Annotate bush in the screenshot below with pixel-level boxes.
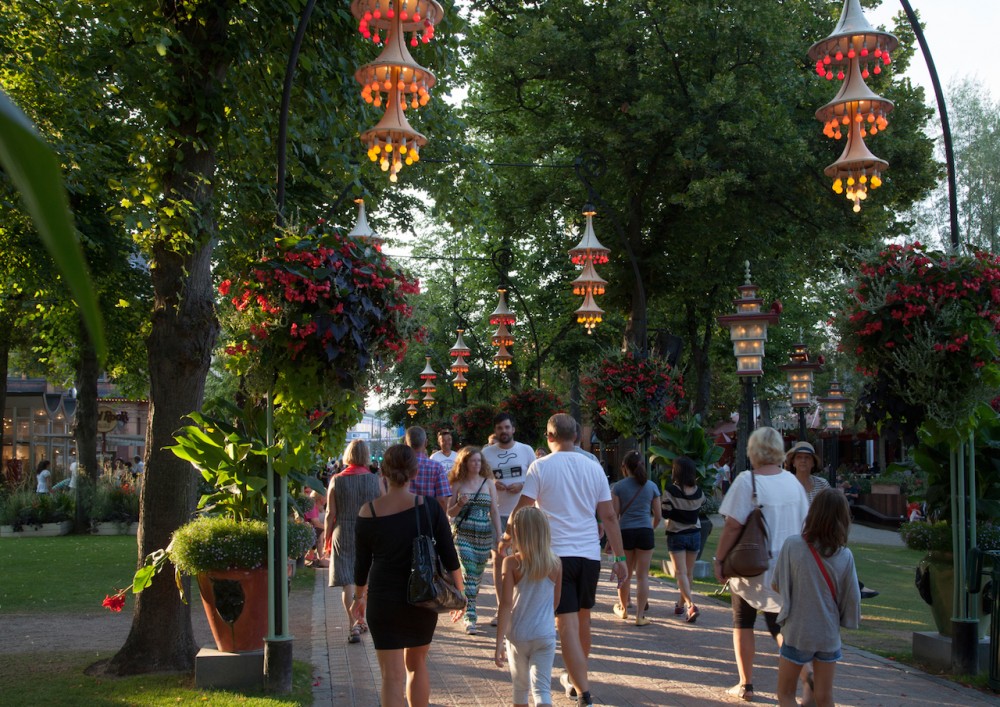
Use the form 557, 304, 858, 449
91, 482, 139, 524
452, 404, 498, 447
900, 520, 1000, 552
0, 490, 73, 529
499, 389, 564, 448
170, 516, 315, 574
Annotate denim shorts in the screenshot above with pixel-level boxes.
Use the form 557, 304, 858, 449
666, 529, 701, 553
780, 642, 842, 665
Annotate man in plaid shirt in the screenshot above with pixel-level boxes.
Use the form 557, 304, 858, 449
405, 426, 452, 512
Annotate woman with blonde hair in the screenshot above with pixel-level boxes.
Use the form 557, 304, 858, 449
495, 506, 562, 707
714, 427, 809, 702
325, 438, 382, 643
447, 445, 503, 635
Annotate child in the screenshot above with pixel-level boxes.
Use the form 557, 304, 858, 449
494, 506, 562, 707
772, 488, 861, 707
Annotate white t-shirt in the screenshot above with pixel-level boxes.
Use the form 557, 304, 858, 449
69, 461, 79, 490
481, 442, 537, 517
521, 450, 611, 561
36, 469, 52, 493
718, 469, 808, 612
429, 450, 457, 469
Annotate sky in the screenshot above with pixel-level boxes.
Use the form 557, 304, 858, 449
866, 0, 999, 99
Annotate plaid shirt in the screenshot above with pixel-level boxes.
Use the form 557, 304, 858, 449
409, 452, 452, 499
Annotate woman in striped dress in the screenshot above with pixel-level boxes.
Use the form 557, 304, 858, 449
325, 439, 382, 643
447, 445, 502, 635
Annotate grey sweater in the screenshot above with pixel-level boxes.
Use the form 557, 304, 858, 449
772, 535, 861, 653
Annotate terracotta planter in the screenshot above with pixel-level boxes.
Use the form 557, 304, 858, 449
918, 551, 989, 639
196, 567, 269, 653
0, 521, 72, 537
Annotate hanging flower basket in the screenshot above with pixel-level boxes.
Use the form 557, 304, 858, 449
581, 348, 684, 440
835, 243, 1000, 445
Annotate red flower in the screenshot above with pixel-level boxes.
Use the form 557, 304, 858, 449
218, 279, 231, 296
103, 591, 126, 613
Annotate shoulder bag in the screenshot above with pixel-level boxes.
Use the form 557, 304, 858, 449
617, 481, 645, 518
807, 541, 838, 604
721, 471, 771, 579
408, 497, 468, 613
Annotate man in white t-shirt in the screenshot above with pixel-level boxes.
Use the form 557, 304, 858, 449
507, 413, 626, 707
480, 413, 536, 528
429, 429, 458, 469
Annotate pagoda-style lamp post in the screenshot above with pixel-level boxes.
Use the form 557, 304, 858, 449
818, 378, 849, 487
717, 262, 779, 470
419, 355, 436, 408
490, 286, 515, 371
779, 340, 823, 440
449, 328, 470, 394
405, 389, 420, 417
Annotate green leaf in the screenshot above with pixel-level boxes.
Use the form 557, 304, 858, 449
0, 90, 106, 363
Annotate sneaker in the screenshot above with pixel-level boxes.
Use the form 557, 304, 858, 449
674, 602, 684, 615
860, 587, 880, 599
727, 683, 753, 702
465, 623, 477, 635
577, 693, 594, 706
634, 616, 651, 626
686, 605, 700, 623
560, 672, 578, 699
612, 603, 627, 620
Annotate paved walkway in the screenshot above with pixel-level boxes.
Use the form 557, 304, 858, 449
310, 559, 999, 706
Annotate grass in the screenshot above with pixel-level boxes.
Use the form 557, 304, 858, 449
650, 521, 935, 659
0, 534, 318, 705
0, 651, 314, 706
0, 535, 314, 614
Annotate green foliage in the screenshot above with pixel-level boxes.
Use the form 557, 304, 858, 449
499, 388, 564, 448
169, 517, 314, 575
0, 490, 73, 529
900, 520, 1000, 553
648, 414, 723, 491
90, 482, 140, 525
167, 400, 325, 523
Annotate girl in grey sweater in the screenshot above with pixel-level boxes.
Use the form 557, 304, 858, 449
772, 489, 861, 707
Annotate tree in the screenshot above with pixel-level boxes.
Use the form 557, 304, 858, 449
426, 0, 938, 419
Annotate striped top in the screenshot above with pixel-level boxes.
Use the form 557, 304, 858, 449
661, 484, 704, 534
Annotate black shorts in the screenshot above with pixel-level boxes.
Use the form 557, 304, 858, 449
731, 592, 781, 639
621, 527, 655, 551
555, 557, 601, 615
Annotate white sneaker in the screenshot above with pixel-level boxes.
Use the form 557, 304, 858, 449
465, 623, 477, 635
560, 672, 578, 699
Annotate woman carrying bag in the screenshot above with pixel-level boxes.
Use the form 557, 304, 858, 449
714, 427, 808, 703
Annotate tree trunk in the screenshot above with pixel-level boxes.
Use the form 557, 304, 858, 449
685, 300, 716, 417
106, 2, 229, 675
73, 318, 99, 533
0, 335, 8, 467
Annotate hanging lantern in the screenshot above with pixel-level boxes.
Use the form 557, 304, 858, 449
449, 328, 471, 358
450, 354, 469, 375
809, 0, 897, 212
490, 287, 515, 326
779, 342, 823, 408
421, 389, 436, 408
407, 403, 418, 417
405, 388, 419, 407
347, 198, 384, 246
818, 379, 849, 431
419, 355, 437, 382
568, 207, 610, 266
575, 291, 605, 334
716, 262, 779, 377
492, 322, 514, 347
452, 370, 468, 391
352, 0, 443, 182
571, 260, 608, 297
493, 343, 513, 370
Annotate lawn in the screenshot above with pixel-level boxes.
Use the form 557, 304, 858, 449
0, 534, 316, 706
651, 521, 934, 659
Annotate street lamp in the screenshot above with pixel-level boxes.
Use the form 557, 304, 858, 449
717, 262, 779, 469
490, 286, 515, 370
568, 204, 610, 334
818, 378, 849, 487
449, 328, 470, 391
419, 355, 437, 408
779, 340, 823, 440
405, 389, 419, 417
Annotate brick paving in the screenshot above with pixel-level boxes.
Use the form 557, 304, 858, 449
309, 561, 999, 706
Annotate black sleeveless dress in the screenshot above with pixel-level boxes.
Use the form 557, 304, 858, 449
355, 497, 461, 649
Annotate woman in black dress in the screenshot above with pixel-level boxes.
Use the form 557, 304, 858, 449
352, 444, 463, 707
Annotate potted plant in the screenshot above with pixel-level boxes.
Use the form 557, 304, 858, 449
648, 414, 724, 559
0, 489, 74, 537
900, 520, 1000, 638
90, 481, 140, 535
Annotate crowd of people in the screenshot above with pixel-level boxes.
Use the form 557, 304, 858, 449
313, 416, 864, 707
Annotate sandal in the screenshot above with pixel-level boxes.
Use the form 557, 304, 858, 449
727, 683, 753, 702
356, 619, 369, 634
348, 626, 362, 644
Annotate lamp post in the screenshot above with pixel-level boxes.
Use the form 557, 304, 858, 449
717, 262, 779, 470
779, 340, 823, 441
818, 378, 849, 487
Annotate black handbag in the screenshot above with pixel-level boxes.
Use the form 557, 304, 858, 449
721, 471, 772, 579
407, 497, 467, 613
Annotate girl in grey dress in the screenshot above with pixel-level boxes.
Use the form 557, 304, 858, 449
325, 439, 382, 642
